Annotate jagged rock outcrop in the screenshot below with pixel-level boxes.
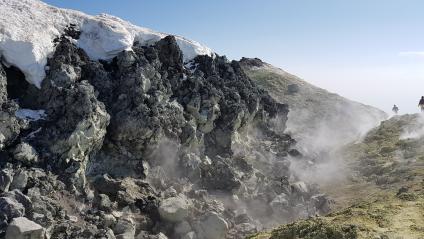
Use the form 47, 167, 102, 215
0, 65, 27, 152
0, 14, 331, 239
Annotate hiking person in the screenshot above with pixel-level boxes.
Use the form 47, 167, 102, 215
419, 96, 424, 112
392, 105, 399, 114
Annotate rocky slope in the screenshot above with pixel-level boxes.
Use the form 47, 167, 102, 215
250, 114, 424, 239
240, 58, 386, 154
0, 1, 349, 239
240, 58, 388, 192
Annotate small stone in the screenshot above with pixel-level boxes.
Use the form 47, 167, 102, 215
112, 210, 123, 218
102, 214, 117, 228
0, 170, 12, 192
136, 231, 168, 239
0, 133, 5, 150
163, 187, 177, 198
287, 84, 300, 94
158, 194, 191, 222
181, 232, 196, 239
99, 194, 113, 211
291, 181, 308, 195
66, 215, 78, 223
5, 217, 44, 239
157, 233, 168, 239
235, 213, 251, 224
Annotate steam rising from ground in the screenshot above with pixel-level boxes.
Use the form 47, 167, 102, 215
286, 101, 386, 186
399, 114, 424, 140
138, 73, 390, 236
242, 63, 387, 188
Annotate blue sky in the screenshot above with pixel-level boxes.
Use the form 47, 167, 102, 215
43, 0, 424, 113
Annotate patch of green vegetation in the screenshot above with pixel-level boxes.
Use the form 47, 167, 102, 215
250, 115, 424, 239
248, 218, 358, 239
249, 191, 424, 239
343, 114, 424, 188
397, 192, 418, 201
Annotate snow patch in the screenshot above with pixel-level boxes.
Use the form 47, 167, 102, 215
15, 109, 46, 121
77, 16, 134, 60
0, 0, 214, 88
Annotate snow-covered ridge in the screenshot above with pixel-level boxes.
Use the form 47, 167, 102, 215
0, 0, 214, 88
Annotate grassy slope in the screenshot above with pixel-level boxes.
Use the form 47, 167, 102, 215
246, 110, 424, 237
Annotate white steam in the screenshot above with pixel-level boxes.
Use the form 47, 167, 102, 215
399, 114, 424, 140
285, 100, 386, 186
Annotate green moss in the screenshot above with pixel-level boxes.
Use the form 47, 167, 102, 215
266, 219, 358, 239
397, 192, 418, 201
249, 114, 424, 239
379, 146, 396, 155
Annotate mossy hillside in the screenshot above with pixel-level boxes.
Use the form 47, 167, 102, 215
249, 115, 424, 239
249, 191, 424, 239
344, 114, 424, 187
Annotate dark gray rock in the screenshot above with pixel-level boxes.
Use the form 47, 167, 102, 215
0, 64, 7, 106
0, 102, 24, 151
113, 216, 135, 239
2, 190, 32, 215
200, 158, 241, 191
5, 217, 44, 239
0, 170, 12, 192
10, 170, 28, 191
0, 197, 25, 222
12, 143, 39, 166
287, 84, 299, 94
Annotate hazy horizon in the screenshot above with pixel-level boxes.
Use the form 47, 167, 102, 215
43, 0, 424, 114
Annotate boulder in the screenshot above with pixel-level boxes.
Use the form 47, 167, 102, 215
2, 190, 32, 213
0, 197, 25, 221
98, 194, 113, 212
10, 170, 28, 190
287, 84, 299, 94
13, 143, 39, 165
311, 194, 332, 214
5, 217, 44, 239
158, 194, 191, 222
113, 216, 135, 239
200, 159, 241, 191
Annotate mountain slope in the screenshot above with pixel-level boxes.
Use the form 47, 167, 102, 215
240, 58, 387, 155
249, 114, 424, 239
